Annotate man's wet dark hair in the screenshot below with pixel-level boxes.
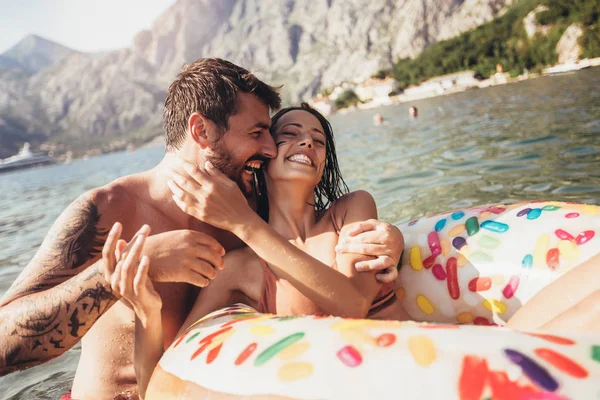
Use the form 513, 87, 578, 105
164, 58, 281, 151
270, 102, 349, 211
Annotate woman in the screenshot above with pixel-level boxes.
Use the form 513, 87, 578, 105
103, 104, 600, 396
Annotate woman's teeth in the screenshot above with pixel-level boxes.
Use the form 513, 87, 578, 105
288, 154, 313, 165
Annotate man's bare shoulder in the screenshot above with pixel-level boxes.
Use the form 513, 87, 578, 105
86, 173, 152, 220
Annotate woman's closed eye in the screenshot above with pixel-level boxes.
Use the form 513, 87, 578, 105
275, 132, 296, 147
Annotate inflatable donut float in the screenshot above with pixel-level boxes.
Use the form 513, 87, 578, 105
146, 201, 600, 399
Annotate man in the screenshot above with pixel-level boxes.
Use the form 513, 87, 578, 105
0, 58, 402, 398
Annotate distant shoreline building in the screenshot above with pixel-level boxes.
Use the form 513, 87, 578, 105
354, 77, 399, 105
403, 70, 479, 98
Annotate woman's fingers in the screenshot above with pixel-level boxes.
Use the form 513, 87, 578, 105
111, 258, 123, 293
181, 161, 211, 186
169, 172, 202, 198
167, 178, 186, 199
118, 224, 151, 261
102, 222, 122, 282
115, 239, 127, 261
120, 229, 149, 294
204, 161, 237, 189
171, 191, 201, 220
110, 224, 150, 296
133, 255, 151, 296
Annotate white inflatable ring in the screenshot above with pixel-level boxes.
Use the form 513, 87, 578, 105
147, 201, 600, 399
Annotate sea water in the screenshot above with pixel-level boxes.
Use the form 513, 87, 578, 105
0, 68, 598, 399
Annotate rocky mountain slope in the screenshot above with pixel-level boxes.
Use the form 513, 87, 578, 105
0, 0, 513, 158
2, 34, 74, 73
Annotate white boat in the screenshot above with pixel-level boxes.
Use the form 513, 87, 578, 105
0, 142, 56, 173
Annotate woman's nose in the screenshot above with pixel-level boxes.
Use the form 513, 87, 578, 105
299, 136, 313, 148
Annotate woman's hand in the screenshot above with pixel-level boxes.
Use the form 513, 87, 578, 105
168, 160, 256, 233
101, 223, 162, 324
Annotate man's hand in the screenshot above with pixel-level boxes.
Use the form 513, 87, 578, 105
143, 230, 225, 288
335, 219, 404, 283
101, 223, 225, 288
167, 161, 255, 233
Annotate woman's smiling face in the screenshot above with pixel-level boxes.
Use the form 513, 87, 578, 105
267, 110, 327, 187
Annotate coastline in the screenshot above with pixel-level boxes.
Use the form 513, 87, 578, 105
334, 57, 600, 114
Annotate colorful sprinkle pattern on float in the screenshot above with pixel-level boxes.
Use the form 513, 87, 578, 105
147, 202, 600, 399
398, 201, 599, 325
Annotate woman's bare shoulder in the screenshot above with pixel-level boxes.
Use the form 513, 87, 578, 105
330, 190, 377, 226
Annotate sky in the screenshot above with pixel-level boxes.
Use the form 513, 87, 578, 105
0, 0, 176, 53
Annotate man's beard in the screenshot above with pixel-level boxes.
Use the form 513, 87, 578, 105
206, 139, 264, 198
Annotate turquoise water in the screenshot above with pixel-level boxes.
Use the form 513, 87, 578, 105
0, 68, 599, 398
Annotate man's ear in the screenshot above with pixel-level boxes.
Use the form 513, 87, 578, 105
188, 112, 213, 149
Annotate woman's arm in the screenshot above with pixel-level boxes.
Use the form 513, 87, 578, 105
168, 162, 399, 318
134, 247, 259, 396
235, 191, 385, 318
94, 223, 162, 398
134, 309, 163, 399
173, 248, 260, 338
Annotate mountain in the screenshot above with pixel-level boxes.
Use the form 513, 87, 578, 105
391, 0, 600, 89
2, 34, 74, 74
0, 0, 513, 158
134, 0, 514, 102
0, 55, 24, 71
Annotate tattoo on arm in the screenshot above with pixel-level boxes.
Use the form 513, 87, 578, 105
5, 346, 21, 367
68, 308, 85, 337
59, 200, 108, 270
15, 304, 61, 338
77, 283, 118, 314
2, 265, 120, 373
0, 196, 126, 374
5, 199, 110, 300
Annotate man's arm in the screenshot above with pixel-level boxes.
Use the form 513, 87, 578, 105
0, 191, 124, 375
336, 219, 404, 283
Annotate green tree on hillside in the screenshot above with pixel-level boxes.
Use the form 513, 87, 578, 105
334, 90, 360, 110
392, 0, 600, 89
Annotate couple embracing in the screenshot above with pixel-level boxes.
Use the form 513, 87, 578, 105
0, 58, 406, 399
